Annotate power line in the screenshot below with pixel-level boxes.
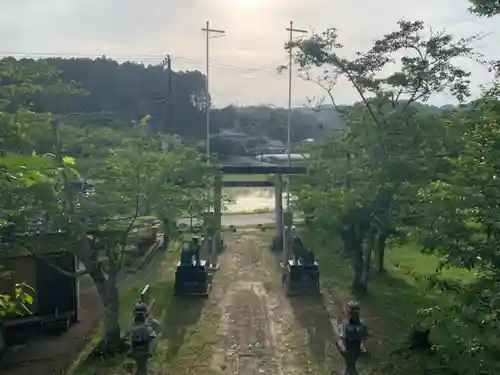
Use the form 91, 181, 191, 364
0, 51, 310, 82
0, 51, 280, 74
201, 21, 225, 163
283, 21, 307, 263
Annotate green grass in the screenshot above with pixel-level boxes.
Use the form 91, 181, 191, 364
222, 173, 270, 182
74, 235, 220, 375
305, 234, 496, 375
73, 243, 181, 375
224, 156, 271, 166
224, 207, 273, 215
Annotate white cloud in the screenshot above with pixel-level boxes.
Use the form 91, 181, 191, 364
1, 0, 499, 107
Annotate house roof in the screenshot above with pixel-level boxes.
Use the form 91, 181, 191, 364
217, 129, 249, 137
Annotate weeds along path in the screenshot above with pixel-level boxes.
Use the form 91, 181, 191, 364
155, 230, 342, 375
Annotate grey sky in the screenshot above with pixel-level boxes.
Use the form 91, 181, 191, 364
1, 0, 499, 107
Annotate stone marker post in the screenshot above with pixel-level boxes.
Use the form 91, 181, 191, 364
202, 211, 218, 269
336, 301, 369, 375
213, 173, 222, 252
128, 303, 156, 375
274, 174, 283, 248
282, 211, 293, 265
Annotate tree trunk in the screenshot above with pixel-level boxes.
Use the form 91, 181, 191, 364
351, 244, 365, 294
360, 229, 376, 292
340, 229, 350, 258
341, 223, 366, 294
93, 270, 123, 352
340, 224, 356, 259
143, 199, 153, 216
375, 231, 387, 274
162, 218, 173, 250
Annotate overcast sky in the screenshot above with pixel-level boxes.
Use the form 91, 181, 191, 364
1, 0, 499, 108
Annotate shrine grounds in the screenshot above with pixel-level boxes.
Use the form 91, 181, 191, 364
68, 228, 480, 375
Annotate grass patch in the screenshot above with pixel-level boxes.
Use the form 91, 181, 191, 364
223, 156, 271, 166
73, 243, 181, 375
73, 237, 220, 375
224, 207, 273, 215
305, 233, 495, 375
222, 173, 270, 182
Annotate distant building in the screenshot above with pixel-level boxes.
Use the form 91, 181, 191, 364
216, 128, 249, 139
301, 138, 315, 144
254, 138, 286, 154
255, 153, 308, 165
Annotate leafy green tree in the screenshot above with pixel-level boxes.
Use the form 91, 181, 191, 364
288, 20, 479, 292
39, 116, 210, 350
122, 119, 211, 245
7, 57, 207, 138
0, 58, 82, 317
469, 0, 500, 16
0, 153, 60, 317
0, 58, 211, 349
411, 94, 500, 374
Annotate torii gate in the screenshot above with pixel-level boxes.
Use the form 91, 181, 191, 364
205, 165, 307, 267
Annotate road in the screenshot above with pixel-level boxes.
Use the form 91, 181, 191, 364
178, 212, 303, 228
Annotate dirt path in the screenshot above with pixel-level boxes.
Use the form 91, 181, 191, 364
160, 230, 343, 375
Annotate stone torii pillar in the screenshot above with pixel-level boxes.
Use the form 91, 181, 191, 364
274, 174, 283, 248
213, 173, 222, 253
202, 211, 215, 264
282, 211, 293, 265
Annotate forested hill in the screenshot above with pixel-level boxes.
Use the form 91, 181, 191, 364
6, 57, 458, 143
8, 57, 331, 142
19, 57, 207, 138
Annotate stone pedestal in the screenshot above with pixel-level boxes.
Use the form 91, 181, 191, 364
130, 353, 151, 375
274, 174, 283, 243
213, 173, 222, 253
336, 301, 368, 375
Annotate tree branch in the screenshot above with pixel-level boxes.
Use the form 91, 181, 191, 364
117, 161, 142, 273
26, 245, 88, 278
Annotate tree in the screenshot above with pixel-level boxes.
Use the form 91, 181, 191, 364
469, 0, 500, 16
38, 116, 210, 351
0, 57, 82, 317
1, 58, 211, 350
288, 20, 480, 293
125, 122, 211, 245
3, 116, 209, 351
409, 93, 500, 374
0, 153, 57, 317
5, 57, 207, 138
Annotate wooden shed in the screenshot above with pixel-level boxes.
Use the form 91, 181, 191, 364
0, 233, 79, 327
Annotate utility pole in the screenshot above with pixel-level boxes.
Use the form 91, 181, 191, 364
285, 21, 307, 209
283, 21, 307, 265
201, 21, 225, 163
166, 55, 172, 132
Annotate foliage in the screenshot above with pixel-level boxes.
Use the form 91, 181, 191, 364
3, 57, 337, 156
289, 19, 479, 293
9, 57, 207, 138
469, 0, 500, 16
0, 58, 211, 349
291, 11, 500, 375
0, 283, 35, 317
0, 58, 82, 317
211, 105, 329, 145
408, 98, 500, 373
